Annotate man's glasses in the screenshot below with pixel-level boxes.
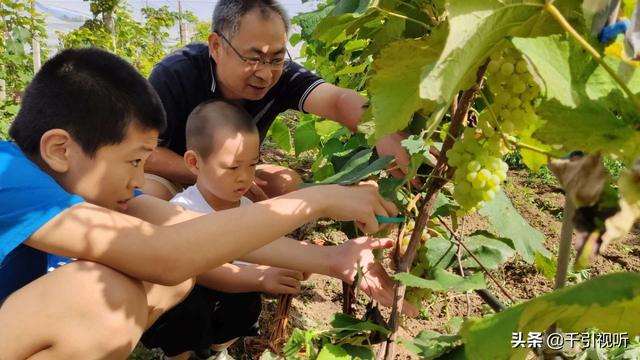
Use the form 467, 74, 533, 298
217, 32, 291, 70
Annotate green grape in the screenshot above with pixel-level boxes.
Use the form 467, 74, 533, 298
510, 79, 526, 94
482, 189, 496, 201
466, 171, 478, 182
467, 160, 481, 172
487, 59, 502, 73
507, 97, 521, 109
487, 174, 500, 188
494, 91, 510, 105
502, 120, 515, 133
489, 51, 503, 61
515, 59, 528, 73
477, 169, 492, 182
500, 62, 514, 76
499, 108, 511, 121
457, 181, 471, 194
472, 177, 486, 189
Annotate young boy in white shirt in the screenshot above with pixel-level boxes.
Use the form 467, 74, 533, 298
145, 100, 305, 360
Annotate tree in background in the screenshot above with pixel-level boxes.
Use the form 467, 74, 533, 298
0, 0, 47, 139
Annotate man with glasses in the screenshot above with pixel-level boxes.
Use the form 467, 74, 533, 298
142, 0, 410, 202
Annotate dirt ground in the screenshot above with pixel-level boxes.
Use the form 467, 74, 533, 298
129, 154, 640, 360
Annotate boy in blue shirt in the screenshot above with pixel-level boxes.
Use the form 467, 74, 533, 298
0, 48, 412, 359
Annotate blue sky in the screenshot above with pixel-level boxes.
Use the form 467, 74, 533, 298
36, 0, 319, 54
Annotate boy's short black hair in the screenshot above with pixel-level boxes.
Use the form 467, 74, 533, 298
9, 48, 166, 157
186, 100, 257, 159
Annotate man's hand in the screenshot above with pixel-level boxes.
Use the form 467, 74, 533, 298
257, 265, 304, 294
331, 236, 418, 317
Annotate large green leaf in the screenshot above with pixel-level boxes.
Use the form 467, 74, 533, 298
294, 118, 321, 155
461, 231, 516, 270
461, 272, 640, 360
419, 0, 581, 106
330, 313, 390, 334
534, 97, 640, 160
369, 37, 443, 140
394, 268, 486, 292
513, 35, 591, 107
399, 330, 461, 360
268, 117, 292, 153
479, 190, 551, 263
425, 236, 457, 270
317, 344, 350, 360
316, 155, 393, 185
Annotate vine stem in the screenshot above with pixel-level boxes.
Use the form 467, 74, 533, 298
380, 62, 489, 360
554, 196, 575, 290
544, 2, 640, 111
373, 6, 429, 29
511, 140, 554, 158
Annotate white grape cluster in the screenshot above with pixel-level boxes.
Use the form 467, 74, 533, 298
483, 48, 540, 134
405, 232, 432, 307
447, 128, 508, 214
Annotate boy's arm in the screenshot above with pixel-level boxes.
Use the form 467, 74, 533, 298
25, 184, 395, 286
240, 236, 415, 314
196, 264, 302, 294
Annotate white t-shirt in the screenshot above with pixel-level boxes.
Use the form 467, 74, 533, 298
170, 185, 254, 266
170, 185, 253, 213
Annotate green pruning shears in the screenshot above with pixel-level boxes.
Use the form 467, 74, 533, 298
375, 215, 405, 224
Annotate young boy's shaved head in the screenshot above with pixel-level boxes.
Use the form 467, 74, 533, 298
186, 100, 258, 158
10, 48, 166, 157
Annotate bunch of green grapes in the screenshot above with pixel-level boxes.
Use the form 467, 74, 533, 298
482, 47, 540, 135
405, 242, 432, 307
447, 128, 508, 214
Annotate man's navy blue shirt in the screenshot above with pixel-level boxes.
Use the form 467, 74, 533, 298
148, 42, 325, 155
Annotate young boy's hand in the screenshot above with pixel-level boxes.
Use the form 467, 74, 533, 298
257, 265, 304, 294
315, 181, 398, 234
332, 237, 418, 317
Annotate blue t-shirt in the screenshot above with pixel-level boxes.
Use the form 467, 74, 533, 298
0, 141, 84, 299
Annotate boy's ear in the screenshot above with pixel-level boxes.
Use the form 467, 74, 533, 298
39, 129, 74, 173
184, 150, 200, 176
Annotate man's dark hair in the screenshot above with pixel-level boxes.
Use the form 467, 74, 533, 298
212, 0, 289, 39
9, 48, 166, 157
186, 100, 258, 159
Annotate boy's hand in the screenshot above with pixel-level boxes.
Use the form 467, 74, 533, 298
332, 237, 418, 317
257, 265, 304, 294
316, 181, 398, 234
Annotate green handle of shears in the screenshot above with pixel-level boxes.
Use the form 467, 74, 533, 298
375, 215, 405, 224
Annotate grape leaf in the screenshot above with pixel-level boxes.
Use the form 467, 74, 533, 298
294, 118, 321, 155
399, 330, 460, 360
268, 117, 292, 153
512, 35, 597, 108
424, 236, 457, 270
317, 344, 350, 360
330, 313, 390, 334
394, 268, 486, 292
534, 96, 640, 160
461, 231, 516, 270
460, 272, 640, 360
419, 0, 582, 106
369, 37, 444, 141
479, 190, 551, 263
